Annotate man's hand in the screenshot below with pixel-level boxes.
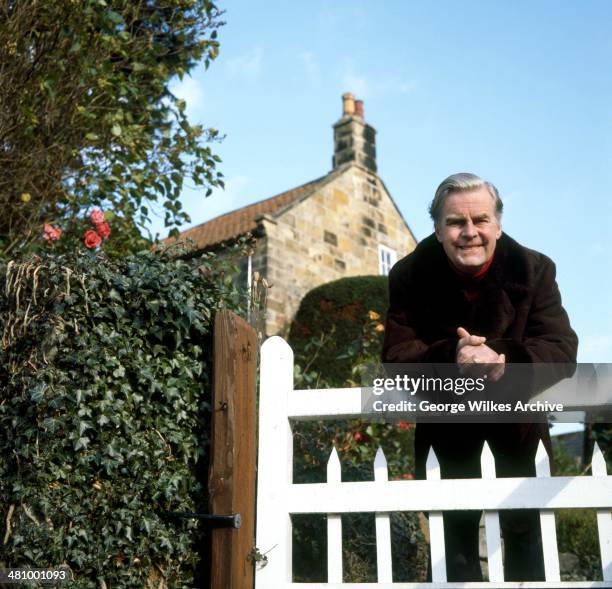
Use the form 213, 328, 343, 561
456, 326, 486, 356
456, 327, 506, 382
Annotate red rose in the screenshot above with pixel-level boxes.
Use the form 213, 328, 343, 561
43, 224, 62, 242
90, 208, 105, 225
96, 222, 111, 239
398, 421, 414, 430
84, 229, 102, 249
353, 431, 365, 443
402, 473, 415, 480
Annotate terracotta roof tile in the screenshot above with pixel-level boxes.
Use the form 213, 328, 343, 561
167, 177, 323, 250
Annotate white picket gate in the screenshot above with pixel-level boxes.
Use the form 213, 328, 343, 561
255, 336, 612, 588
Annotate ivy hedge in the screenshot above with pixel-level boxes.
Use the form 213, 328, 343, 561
0, 246, 242, 588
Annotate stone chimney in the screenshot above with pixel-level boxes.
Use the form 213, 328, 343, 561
332, 92, 377, 172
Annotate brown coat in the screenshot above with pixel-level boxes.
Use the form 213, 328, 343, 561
382, 232, 578, 479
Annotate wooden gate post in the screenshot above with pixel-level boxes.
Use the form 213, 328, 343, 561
209, 310, 257, 589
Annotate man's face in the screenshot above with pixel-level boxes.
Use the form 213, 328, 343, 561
435, 186, 502, 275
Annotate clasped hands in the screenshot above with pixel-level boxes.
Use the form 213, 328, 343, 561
456, 326, 505, 382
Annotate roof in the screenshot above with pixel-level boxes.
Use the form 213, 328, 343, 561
168, 176, 324, 250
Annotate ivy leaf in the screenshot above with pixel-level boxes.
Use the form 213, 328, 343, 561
74, 437, 90, 451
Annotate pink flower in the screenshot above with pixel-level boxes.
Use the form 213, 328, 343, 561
96, 221, 111, 239
84, 229, 102, 249
43, 224, 62, 243
90, 208, 105, 225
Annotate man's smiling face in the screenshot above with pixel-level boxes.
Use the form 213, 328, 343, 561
435, 186, 502, 275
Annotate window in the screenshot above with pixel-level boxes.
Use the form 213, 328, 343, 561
378, 244, 397, 276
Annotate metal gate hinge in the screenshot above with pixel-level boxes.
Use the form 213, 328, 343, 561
163, 511, 241, 528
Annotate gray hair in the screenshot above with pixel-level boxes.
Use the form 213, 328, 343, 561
429, 173, 503, 226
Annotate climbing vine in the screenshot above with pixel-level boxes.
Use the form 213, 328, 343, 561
0, 244, 243, 588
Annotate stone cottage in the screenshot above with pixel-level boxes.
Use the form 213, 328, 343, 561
173, 93, 417, 335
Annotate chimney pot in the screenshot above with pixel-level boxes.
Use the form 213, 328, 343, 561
354, 99, 364, 119
333, 93, 377, 173
342, 92, 355, 116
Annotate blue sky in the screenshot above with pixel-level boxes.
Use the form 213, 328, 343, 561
151, 1, 612, 365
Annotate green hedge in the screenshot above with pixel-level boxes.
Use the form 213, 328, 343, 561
0, 247, 242, 588
288, 275, 388, 386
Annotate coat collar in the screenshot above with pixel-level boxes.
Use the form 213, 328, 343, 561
407, 233, 533, 338
411, 232, 532, 295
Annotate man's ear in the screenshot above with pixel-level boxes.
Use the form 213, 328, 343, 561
435, 223, 442, 242
496, 220, 502, 239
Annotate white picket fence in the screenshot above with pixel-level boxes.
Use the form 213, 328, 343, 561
255, 336, 612, 588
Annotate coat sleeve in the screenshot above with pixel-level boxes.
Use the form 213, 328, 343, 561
524, 257, 578, 363
487, 256, 578, 391
382, 263, 458, 363
487, 256, 578, 364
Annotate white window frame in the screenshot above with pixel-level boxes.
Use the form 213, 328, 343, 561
378, 244, 397, 276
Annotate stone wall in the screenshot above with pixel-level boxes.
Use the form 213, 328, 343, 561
262, 164, 416, 334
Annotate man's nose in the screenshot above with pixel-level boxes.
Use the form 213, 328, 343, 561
460, 221, 478, 238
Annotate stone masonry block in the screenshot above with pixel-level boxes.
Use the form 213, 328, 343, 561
333, 189, 349, 206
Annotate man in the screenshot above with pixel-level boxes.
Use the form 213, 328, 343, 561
382, 173, 578, 581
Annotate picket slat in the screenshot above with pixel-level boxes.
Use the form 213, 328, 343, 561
536, 442, 560, 582
374, 447, 393, 582
426, 448, 446, 583
481, 442, 503, 583
592, 443, 612, 582
327, 447, 343, 583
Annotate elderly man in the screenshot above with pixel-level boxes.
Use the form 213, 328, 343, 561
382, 173, 577, 581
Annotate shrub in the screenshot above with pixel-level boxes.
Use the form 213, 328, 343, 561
557, 509, 602, 581
0, 245, 242, 588
288, 276, 388, 386
552, 437, 602, 581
